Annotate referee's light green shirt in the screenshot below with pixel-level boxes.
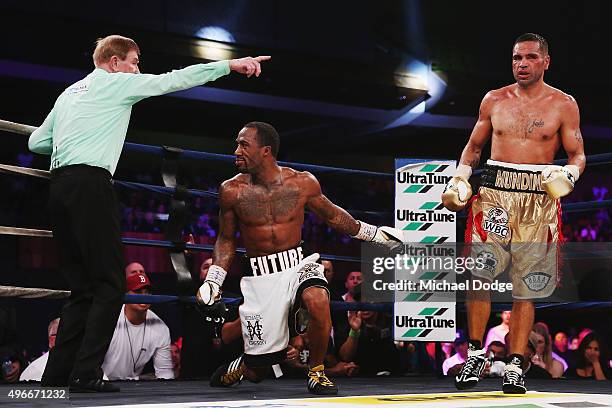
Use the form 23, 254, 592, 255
28, 61, 230, 175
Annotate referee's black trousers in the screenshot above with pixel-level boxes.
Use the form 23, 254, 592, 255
41, 165, 125, 385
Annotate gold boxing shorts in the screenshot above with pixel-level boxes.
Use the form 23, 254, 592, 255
466, 160, 562, 299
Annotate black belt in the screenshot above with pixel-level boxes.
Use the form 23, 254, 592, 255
50, 164, 111, 179
481, 164, 545, 194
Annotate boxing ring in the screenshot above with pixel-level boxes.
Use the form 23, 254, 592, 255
1, 118, 612, 407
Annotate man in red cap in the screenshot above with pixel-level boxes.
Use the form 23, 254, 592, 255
101, 269, 174, 381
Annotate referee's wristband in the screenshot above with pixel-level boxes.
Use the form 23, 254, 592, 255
349, 328, 361, 339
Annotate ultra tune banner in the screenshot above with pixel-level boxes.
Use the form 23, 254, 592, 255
394, 159, 457, 342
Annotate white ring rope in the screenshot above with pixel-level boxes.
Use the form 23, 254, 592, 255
0, 163, 50, 179
0, 226, 53, 237
0, 119, 36, 135
0, 285, 70, 299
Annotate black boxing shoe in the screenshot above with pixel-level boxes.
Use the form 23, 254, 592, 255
307, 365, 338, 395
502, 355, 527, 394
210, 355, 245, 387
69, 378, 120, 393
454, 342, 489, 390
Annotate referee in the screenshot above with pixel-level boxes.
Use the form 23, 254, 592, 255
28, 34, 269, 392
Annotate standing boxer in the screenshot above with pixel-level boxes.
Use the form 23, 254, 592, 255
442, 33, 585, 394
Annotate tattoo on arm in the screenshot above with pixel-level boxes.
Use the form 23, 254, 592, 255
213, 185, 238, 270
467, 157, 480, 168
213, 237, 236, 271
328, 210, 360, 235
308, 195, 359, 236
574, 129, 583, 142
461, 143, 482, 168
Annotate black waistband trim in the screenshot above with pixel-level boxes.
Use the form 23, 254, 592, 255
481, 164, 545, 194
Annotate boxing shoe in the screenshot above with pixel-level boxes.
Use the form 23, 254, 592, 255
454, 342, 489, 390
502, 355, 527, 394
69, 378, 119, 393
307, 365, 338, 395
210, 355, 245, 387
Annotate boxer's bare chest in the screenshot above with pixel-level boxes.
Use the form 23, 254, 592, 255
491, 98, 561, 143
234, 183, 305, 224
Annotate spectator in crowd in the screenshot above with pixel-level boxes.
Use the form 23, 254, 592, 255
171, 338, 182, 379
101, 271, 174, 380
125, 262, 145, 278
442, 330, 468, 376
484, 310, 511, 347
567, 332, 609, 380
488, 341, 506, 360
553, 331, 576, 370
19, 318, 60, 382
485, 340, 507, 377
531, 323, 565, 378
342, 271, 362, 302
0, 305, 24, 384
282, 332, 359, 378
338, 309, 400, 376
553, 331, 569, 356
322, 260, 341, 300
441, 342, 454, 360
522, 331, 553, 379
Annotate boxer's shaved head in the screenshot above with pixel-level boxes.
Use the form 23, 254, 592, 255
244, 121, 280, 158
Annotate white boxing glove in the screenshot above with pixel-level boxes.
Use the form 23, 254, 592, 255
196, 265, 227, 306
441, 164, 473, 212
352, 221, 405, 244
541, 165, 580, 199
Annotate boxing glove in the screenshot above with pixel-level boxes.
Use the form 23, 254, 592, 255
442, 164, 473, 212
541, 165, 580, 199
352, 221, 405, 244
196, 264, 226, 306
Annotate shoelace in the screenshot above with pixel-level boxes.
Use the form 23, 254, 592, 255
222, 365, 244, 385
462, 354, 480, 374
505, 369, 522, 384
309, 370, 334, 387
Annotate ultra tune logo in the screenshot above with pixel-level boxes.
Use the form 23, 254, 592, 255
397, 164, 452, 194
398, 201, 455, 231
395, 306, 455, 338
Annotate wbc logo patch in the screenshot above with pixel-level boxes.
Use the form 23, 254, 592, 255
522, 272, 551, 292
482, 207, 509, 238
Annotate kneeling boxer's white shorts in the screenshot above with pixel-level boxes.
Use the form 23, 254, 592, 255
239, 249, 328, 367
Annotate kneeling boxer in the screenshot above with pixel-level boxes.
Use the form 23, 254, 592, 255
442, 33, 585, 395
196, 122, 404, 395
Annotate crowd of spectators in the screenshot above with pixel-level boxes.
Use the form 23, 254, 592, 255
6, 262, 611, 384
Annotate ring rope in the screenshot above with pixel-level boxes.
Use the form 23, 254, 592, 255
0, 226, 360, 262
1, 163, 391, 219
0, 119, 393, 179
0, 285, 70, 299
3, 119, 612, 176
2, 285, 611, 313
3, 163, 609, 215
